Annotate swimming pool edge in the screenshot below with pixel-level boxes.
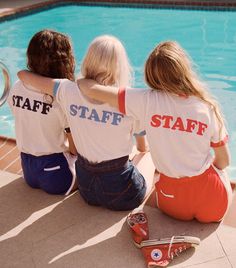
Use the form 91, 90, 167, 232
0, 0, 236, 22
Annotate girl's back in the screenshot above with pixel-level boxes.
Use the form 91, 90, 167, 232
125, 88, 226, 177
56, 79, 136, 162
9, 80, 68, 156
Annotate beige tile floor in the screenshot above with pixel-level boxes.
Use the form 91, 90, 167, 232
0, 1, 236, 267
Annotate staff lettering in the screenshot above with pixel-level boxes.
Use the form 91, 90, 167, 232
150, 114, 208, 136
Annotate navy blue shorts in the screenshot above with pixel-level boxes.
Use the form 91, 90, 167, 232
75, 154, 147, 211
21, 152, 74, 195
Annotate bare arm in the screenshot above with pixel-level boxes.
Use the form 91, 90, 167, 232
135, 135, 149, 152
77, 79, 119, 109
66, 132, 77, 156
18, 70, 56, 95
213, 144, 230, 170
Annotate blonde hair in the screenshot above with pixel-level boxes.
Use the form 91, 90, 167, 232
81, 35, 133, 87
145, 40, 225, 134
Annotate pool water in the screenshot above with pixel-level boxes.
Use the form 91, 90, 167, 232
0, 5, 235, 179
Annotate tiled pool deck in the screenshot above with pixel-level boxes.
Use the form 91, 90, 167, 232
0, 1, 236, 267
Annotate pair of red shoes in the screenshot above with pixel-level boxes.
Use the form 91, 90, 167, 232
127, 211, 200, 267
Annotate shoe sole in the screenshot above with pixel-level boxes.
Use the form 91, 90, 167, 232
138, 236, 200, 249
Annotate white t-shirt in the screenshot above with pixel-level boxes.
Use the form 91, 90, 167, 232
8, 80, 68, 156
55, 79, 142, 163
118, 88, 228, 178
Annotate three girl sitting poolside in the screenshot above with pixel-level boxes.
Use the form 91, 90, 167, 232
18, 36, 232, 223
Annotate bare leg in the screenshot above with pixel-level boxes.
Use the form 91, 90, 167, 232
132, 152, 156, 199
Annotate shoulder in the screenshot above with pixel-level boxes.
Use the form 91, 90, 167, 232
58, 79, 76, 90
126, 87, 149, 94
9, 80, 31, 99
11, 80, 24, 91
57, 79, 78, 97
192, 97, 213, 116
125, 87, 154, 100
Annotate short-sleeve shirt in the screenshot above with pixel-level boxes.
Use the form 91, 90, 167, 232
8, 80, 68, 156
55, 79, 142, 163
118, 87, 228, 178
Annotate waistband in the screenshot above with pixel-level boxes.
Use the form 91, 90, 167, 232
21, 152, 64, 160
76, 153, 129, 174
159, 165, 216, 183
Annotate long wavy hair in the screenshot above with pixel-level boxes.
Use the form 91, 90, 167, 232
81, 35, 133, 87
145, 41, 225, 134
27, 29, 75, 81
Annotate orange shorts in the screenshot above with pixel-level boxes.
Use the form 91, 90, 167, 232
155, 165, 232, 223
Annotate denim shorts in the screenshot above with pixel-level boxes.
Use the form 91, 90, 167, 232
21, 152, 73, 195
75, 154, 147, 211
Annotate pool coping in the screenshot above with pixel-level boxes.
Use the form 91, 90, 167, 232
0, 0, 236, 22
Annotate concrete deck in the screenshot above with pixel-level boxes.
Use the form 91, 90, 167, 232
0, 137, 236, 268
0, 1, 236, 267
0, 170, 236, 268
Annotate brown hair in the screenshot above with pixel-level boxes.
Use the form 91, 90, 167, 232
27, 29, 75, 81
145, 41, 225, 135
